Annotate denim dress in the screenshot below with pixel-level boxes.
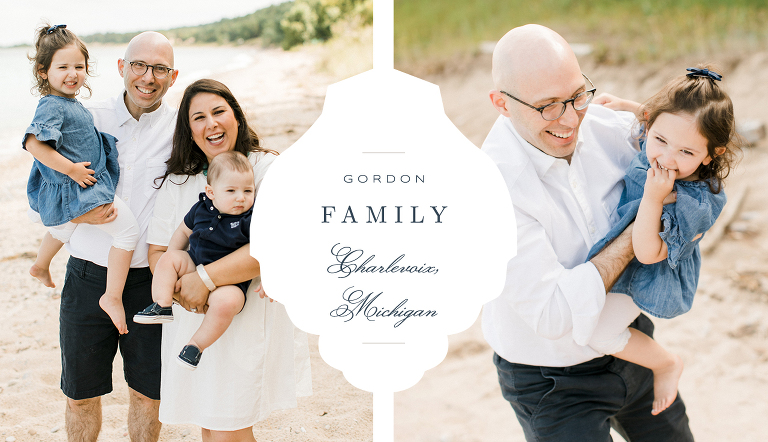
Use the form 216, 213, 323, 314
587, 141, 726, 319
24, 95, 119, 227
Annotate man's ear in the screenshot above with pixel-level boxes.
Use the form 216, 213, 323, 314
169, 68, 179, 87
490, 90, 511, 118
117, 58, 126, 78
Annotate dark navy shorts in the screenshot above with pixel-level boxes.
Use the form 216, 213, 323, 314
494, 314, 694, 442
59, 257, 161, 400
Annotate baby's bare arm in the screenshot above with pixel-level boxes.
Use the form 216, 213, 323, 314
168, 223, 193, 251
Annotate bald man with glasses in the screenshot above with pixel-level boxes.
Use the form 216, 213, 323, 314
60, 31, 178, 442
480, 24, 694, 441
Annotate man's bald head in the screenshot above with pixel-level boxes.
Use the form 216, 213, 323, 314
124, 31, 174, 67
492, 25, 578, 96
488, 25, 587, 162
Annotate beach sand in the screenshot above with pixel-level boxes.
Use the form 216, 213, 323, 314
0, 42, 374, 442
394, 52, 768, 441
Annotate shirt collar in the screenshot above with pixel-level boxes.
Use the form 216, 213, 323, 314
198, 191, 254, 218
199, 192, 218, 214
116, 91, 169, 127
504, 117, 584, 179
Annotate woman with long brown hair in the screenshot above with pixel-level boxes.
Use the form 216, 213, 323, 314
146, 79, 310, 441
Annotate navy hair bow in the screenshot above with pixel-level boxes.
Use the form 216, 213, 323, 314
47, 24, 67, 34
686, 67, 722, 81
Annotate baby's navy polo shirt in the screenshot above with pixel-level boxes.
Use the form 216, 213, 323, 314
184, 192, 253, 295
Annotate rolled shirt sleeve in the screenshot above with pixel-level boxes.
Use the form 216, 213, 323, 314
481, 107, 637, 366
508, 207, 606, 345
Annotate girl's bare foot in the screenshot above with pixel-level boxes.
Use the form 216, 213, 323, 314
99, 294, 128, 334
651, 354, 684, 415
30, 264, 55, 288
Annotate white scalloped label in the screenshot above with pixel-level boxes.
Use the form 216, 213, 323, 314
252, 68, 516, 393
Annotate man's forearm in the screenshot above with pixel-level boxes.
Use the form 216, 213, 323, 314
206, 244, 260, 287
590, 223, 635, 293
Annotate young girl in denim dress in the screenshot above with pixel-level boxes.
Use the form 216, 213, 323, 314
587, 66, 741, 415
24, 24, 138, 334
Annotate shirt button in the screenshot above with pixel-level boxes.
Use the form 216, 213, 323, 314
218, 215, 221, 219
209, 227, 214, 231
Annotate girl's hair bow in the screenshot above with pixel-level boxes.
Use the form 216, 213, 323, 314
686, 67, 722, 81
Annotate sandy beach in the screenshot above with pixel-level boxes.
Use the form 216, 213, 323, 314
0, 41, 373, 442
4, 26, 768, 441
395, 52, 768, 441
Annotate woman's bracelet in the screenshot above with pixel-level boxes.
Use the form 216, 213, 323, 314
196, 264, 217, 291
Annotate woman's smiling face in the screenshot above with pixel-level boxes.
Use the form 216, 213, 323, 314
188, 92, 239, 163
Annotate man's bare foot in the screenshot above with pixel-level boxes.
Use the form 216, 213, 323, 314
651, 354, 684, 415
99, 294, 128, 334
30, 264, 55, 288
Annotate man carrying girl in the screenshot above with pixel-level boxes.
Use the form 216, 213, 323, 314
482, 24, 695, 441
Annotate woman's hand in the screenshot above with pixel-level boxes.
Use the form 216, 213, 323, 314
178, 270, 210, 313
254, 282, 273, 303
67, 161, 97, 188
593, 93, 642, 115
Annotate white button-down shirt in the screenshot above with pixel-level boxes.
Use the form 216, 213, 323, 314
66, 92, 177, 268
481, 105, 639, 367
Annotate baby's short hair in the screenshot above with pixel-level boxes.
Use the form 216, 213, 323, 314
207, 151, 253, 185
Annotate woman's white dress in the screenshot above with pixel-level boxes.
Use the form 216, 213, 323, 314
147, 152, 312, 431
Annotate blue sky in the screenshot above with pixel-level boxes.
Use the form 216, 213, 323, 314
2, 0, 286, 47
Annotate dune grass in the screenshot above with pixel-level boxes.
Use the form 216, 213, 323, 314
394, 0, 768, 68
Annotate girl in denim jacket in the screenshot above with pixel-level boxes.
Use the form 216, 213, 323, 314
587, 66, 741, 415
24, 24, 138, 334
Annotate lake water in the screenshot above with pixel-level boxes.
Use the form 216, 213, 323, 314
0, 44, 261, 159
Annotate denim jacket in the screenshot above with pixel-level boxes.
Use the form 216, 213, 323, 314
24, 95, 119, 227
587, 141, 726, 318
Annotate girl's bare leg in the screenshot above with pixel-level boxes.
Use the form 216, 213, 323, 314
30, 232, 64, 288
95, 197, 140, 335
589, 292, 683, 415
187, 285, 245, 351
151, 250, 197, 307
99, 247, 133, 334
613, 328, 684, 415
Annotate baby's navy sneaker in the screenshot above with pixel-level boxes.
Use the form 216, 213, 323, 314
133, 302, 174, 324
177, 344, 203, 370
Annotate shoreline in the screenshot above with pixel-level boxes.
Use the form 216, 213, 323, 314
0, 40, 372, 442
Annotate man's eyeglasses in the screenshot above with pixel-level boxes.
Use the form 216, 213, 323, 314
500, 73, 596, 121
123, 60, 175, 79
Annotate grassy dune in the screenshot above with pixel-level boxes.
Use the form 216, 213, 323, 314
394, 0, 768, 69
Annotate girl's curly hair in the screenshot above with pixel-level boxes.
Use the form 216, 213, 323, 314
28, 23, 92, 97
639, 64, 742, 193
